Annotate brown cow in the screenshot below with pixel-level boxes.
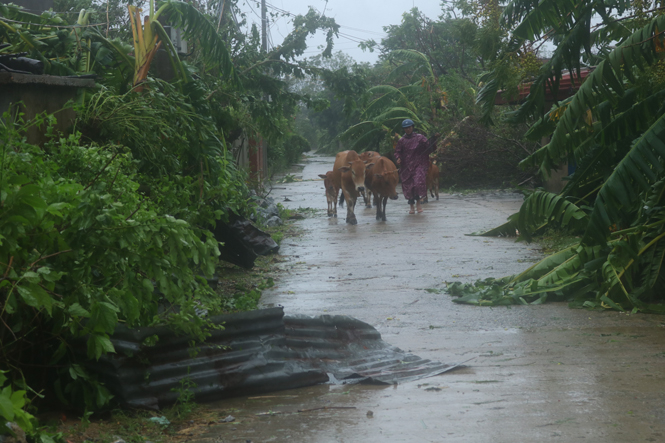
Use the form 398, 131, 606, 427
333, 150, 372, 225
331, 150, 350, 199
426, 159, 440, 202
318, 171, 339, 217
367, 156, 399, 221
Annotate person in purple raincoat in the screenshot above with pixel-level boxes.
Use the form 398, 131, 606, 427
394, 119, 438, 214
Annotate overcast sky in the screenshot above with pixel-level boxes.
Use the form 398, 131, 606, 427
235, 0, 448, 64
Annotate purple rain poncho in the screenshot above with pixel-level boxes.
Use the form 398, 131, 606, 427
394, 132, 437, 204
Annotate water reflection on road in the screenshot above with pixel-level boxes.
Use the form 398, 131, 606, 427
194, 154, 665, 443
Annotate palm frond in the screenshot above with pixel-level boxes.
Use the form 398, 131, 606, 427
155, 0, 237, 84
517, 190, 588, 241
385, 62, 429, 83
583, 111, 665, 245
538, 15, 665, 174
389, 49, 434, 79
340, 120, 381, 141
89, 30, 135, 71
476, 73, 501, 125
364, 85, 417, 118
508, 0, 581, 40
346, 127, 385, 151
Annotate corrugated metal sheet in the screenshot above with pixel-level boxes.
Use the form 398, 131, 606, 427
284, 314, 459, 385
87, 308, 460, 409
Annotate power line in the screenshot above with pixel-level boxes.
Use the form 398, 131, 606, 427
244, 0, 263, 21
263, 2, 385, 40
340, 25, 385, 37
0, 17, 106, 28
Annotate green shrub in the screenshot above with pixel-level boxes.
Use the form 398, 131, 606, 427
0, 113, 225, 414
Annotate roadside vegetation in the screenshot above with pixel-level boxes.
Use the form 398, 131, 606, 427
444, 1, 665, 314
0, 0, 337, 439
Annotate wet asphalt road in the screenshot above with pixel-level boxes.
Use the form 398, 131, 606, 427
195, 153, 665, 443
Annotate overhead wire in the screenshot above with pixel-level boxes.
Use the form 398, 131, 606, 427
0, 17, 107, 28
262, 2, 385, 44
244, 0, 263, 21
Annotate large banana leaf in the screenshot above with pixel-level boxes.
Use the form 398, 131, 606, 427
583, 111, 665, 244
534, 15, 665, 173
364, 85, 419, 118
155, 0, 237, 83
517, 190, 588, 241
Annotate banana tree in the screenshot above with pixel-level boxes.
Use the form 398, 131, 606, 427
102, 0, 237, 90
0, 4, 95, 75
453, 2, 665, 312
128, 2, 163, 89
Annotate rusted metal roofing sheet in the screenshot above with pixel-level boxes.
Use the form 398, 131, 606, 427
495, 67, 594, 105
88, 308, 460, 409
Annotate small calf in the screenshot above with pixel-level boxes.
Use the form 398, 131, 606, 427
318, 170, 339, 217
426, 159, 440, 202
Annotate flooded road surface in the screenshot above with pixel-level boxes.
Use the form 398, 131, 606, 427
194, 154, 665, 442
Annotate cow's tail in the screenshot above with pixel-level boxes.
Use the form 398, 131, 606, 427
339, 193, 345, 207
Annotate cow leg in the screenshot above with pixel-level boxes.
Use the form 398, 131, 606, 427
333, 189, 339, 217
381, 196, 388, 221
375, 195, 382, 220
435, 179, 439, 200
360, 188, 372, 208
344, 191, 357, 225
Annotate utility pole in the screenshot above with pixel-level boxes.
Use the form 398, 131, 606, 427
261, 0, 267, 52
259, 0, 268, 181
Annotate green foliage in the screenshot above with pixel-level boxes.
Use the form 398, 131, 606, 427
268, 134, 310, 171
0, 371, 34, 435
293, 52, 370, 153
516, 190, 588, 241
455, 2, 665, 312
170, 371, 196, 417
219, 278, 273, 313
0, 0, 400, 423
377, 8, 482, 79
0, 113, 225, 413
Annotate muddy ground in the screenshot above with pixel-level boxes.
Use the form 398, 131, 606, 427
193, 154, 665, 443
